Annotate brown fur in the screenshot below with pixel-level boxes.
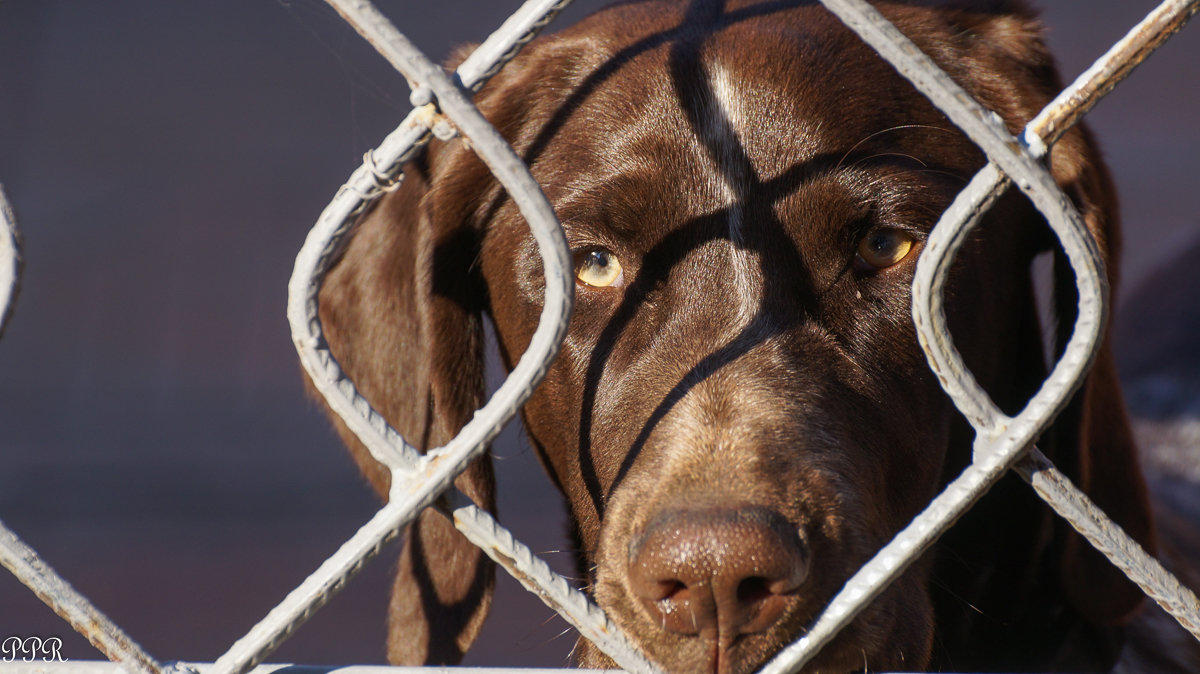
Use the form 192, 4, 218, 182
313, 1, 1169, 671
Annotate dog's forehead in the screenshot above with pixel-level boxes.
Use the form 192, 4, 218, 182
562, 6, 941, 154
532, 5, 963, 219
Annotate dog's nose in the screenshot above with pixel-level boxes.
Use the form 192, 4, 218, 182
627, 507, 808, 637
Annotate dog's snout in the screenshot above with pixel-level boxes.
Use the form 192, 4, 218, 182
628, 507, 808, 638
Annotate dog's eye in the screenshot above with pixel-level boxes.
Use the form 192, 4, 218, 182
574, 248, 625, 288
855, 227, 915, 271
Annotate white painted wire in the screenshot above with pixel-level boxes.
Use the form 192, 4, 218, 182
0, 188, 162, 674
814, 0, 1108, 438
2, 665, 601, 674
318, 0, 574, 505
0, 185, 20, 340
902, 0, 1200, 644
0, 520, 164, 674
289, 1, 655, 669
761, 0, 1198, 671
291, 0, 582, 480
1015, 448, 1200, 641
445, 496, 657, 673
1, 1, 1196, 673
239, 0, 655, 672
230, 7, 577, 674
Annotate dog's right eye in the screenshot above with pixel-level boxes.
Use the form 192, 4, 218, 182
854, 227, 916, 272
574, 248, 625, 288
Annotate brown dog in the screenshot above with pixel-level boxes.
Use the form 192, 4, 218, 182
314, 1, 1164, 671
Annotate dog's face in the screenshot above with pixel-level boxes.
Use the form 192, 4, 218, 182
318, 1, 1156, 672
473, 4, 1040, 672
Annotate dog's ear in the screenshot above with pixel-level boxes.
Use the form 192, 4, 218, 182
313, 32, 587, 661
929, 1, 1157, 627
970, 4, 1158, 623
316, 142, 495, 664
1043, 122, 1157, 627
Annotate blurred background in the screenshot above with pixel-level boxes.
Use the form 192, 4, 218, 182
0, 0, 1197, 668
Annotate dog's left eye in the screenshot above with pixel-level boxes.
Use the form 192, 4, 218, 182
574, 248, 625, 288
855, 227, 915, 271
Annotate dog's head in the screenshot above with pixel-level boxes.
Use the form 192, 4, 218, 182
316, 1, 1155, 672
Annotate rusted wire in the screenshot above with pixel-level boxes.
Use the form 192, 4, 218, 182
0, 519, 163, 673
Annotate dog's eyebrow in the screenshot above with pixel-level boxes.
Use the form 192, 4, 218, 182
834, 124, 958, 171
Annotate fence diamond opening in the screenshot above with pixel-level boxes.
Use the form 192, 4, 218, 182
2, 1, 1198, 673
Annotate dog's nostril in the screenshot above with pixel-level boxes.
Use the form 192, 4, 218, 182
653, 579, 688, 602
736, 576, 772, 605
627, 507, 807, 637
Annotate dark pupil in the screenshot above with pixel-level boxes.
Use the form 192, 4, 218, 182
869, 232, 893, 256
589, 250, 610, 269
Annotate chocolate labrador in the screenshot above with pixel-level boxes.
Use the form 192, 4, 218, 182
313, 0, 1171, 671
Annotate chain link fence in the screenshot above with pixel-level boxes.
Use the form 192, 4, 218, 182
2, 0, 1198, 672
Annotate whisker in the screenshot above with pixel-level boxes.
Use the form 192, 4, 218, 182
836, 124, 956, 170
848, 151, 929, 170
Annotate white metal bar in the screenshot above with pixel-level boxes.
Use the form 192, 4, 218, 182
0, 520, 163, 674
902, 0, 1200, 380
0, 188, 161, 674
0, 665, 605, 674
921, 0, 1200, 645
230, 0, 653, 672
456, 0, 574, 93
1015, 449, 1200, 640
290, 0, 584, 478
325, 0, 573, 96
902, 0, 1200, 648
1029, 0, 1200, 148
321, 0, 574, 497
281, 1, 656, 672
818, 0, 1108, 437
1, 1, 1196, 673
210, 501, 411, 674
0, 184, 20, 339
761, 1, 1200, 671
761, 0, 1129, 669
289, 115, 431, 476
444, 496, 657, 673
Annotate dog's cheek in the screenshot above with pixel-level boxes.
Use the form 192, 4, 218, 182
590, 482, 644, 608
878, 568, 936, 670
572, 636, 618, 669
806, 564, 935, 672
589, 482, 707, 670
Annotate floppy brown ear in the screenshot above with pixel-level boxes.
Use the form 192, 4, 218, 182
315, 148, 496, 664
1044, 121, 1157, 626
310, 30, 592, 661
931, 0, 1158, 628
